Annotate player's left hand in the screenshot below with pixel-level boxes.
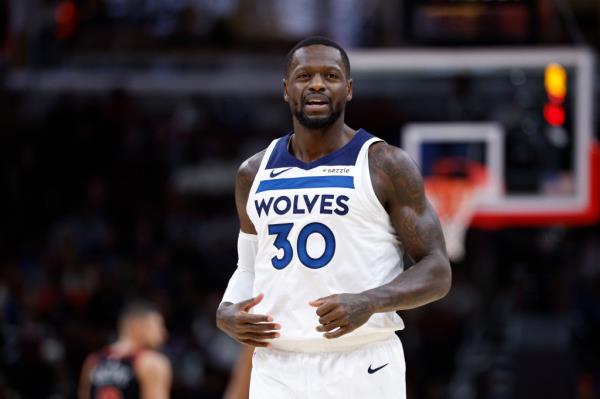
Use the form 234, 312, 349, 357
309, 294, 375, 339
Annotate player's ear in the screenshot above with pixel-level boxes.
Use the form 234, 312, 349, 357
283, 78, 290, 103
283, 78, 289, 103
346, 78, 353, 102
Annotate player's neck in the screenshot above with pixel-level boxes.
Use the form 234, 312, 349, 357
290, 118, 356, 163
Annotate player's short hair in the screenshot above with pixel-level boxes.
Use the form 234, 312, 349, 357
118, 300, 159, 325
285, 36, 351, 78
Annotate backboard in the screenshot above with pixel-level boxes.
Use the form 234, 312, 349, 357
350, 48, 599, 228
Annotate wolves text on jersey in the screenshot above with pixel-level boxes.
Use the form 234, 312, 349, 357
255, 194, 349, 217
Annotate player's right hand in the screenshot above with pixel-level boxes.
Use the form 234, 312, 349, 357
216, 293, 280, 347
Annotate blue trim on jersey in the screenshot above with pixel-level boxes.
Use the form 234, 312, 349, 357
265, 129, 374, 170
256, 176, 354, 193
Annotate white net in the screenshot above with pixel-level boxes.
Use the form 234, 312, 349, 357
424, 160, 493, 261
425, 178, 488, 261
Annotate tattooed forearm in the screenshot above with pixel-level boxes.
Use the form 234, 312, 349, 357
362, 252, 450, 312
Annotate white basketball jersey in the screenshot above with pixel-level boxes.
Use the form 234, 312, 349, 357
247, 129, 405, 352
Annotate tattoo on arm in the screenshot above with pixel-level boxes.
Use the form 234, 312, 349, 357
366, 143, 451, 312
369, 142, 445, 258
235, 150, 265, 234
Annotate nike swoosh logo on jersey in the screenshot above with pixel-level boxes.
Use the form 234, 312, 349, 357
367, 363, 389, 374
270, 167, 293, 178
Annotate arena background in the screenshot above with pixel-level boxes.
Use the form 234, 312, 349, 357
1, 1, 599, 398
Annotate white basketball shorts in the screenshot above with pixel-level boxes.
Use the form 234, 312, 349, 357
249, 336, 406, 399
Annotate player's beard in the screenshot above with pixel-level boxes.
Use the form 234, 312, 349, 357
293, 102, 343, 129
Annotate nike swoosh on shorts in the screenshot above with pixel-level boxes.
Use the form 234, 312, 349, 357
367, 363, 389, 374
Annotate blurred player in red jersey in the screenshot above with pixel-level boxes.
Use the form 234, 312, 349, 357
78, 301, 171, 399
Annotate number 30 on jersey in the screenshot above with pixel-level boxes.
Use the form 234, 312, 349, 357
268, 222, 336, 269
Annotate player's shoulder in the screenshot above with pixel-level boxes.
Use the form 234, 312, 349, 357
368, 141, 420, 181
84, 346, 110, 367
135, 350, 171, 376
367, 140, 425, 206
237, 149, 267, 184
81, 352, 101, 373
236, 149, 267, 202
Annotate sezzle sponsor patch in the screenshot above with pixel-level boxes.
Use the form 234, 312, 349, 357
321, 167, 351, 174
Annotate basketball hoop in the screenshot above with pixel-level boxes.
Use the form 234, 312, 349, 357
424, 158, 494, 261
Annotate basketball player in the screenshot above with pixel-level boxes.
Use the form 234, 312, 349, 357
216, 36, 451, 398
78, 301, 171, 399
